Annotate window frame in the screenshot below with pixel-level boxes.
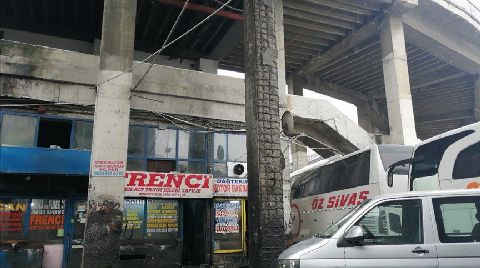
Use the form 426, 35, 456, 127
213, 198, 246, 254
352, 198, 424, 246
212, 133, 247, 178
452, 141, 480, 180
432, 195, 480, 244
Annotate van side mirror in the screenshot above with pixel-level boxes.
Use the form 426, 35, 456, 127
344, 226, 365, 243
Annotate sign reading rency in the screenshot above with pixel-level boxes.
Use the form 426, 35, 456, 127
125, 171, 213, 198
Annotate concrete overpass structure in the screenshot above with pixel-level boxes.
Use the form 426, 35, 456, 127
1, 0, 480, 266
2, 0, 479, 154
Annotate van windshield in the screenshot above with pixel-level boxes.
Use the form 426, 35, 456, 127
315, 200, 370, 238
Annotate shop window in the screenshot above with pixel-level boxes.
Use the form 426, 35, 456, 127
0, 114, 36, 147
213, 163, 228, 177
72, 121, 93, 150
146, 199, 179, 240
127, 159, 145, 171
147, 160, 176, 173
122, 199, 145, 240
28, 199, 66, 242
178, 131, 206, 159
37, 118, 72, 149
227, 134, 247, 162
178, 161, 205, 174
147, 128, 177, 158
0, 199, 28, 241
128, 125, 145, 155
214, 199, 244, 253
214, 133, 227, 161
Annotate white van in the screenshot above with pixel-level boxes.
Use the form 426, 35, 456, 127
279, 189, 480, 267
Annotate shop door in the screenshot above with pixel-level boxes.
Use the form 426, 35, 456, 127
65, 200, 87, 268
182, 199, 211, 266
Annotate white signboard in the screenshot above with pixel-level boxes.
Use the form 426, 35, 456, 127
213, 178, 248, 197
125, 171, 213, 198
92, 160, 126, 177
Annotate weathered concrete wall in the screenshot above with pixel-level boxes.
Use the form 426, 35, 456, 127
1, 28, 95, 54
0, 40, 245, 122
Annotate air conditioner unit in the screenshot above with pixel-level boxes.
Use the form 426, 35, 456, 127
227, 162, 247, 178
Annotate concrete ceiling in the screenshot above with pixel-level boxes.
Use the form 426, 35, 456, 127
0, 0, 478, 140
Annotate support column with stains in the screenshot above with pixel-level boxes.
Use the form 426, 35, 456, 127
82, 0, 137, 267
244, 0, 286, 266
380, 13, 417, 145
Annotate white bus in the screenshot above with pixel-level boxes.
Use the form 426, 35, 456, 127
388, 122, 480, 191
290, 122, 480, 243
289, 144, 414, 243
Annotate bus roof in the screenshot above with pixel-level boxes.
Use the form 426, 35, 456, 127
414, 121, 480, 149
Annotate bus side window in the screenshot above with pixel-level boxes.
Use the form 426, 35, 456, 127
452, 142, 480, 180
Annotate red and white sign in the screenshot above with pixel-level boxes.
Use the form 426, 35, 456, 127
310, 190, 369, 210
92, 160, 126, 177
213, 178, 248, 197
124, 171, 213, 198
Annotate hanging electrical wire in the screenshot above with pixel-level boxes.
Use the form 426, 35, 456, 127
98, 0, 236, 87
213, 0, 243, 12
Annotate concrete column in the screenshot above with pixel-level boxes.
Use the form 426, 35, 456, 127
275, 0, 286, 105
291, 144, 308, 171
380, 15, 417, 145
197, 58, 218, 74
82, 0, 137, 267
474, 75, 480, 122
274, 0, 292, 236
244, 0, 285, 266
287, 75, 304, 96
357, 102, 375, 133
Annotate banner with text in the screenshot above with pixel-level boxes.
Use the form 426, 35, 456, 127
213, 178, 248, 197
125, 171, 213, 198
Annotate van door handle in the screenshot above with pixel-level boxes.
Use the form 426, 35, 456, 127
412, 247, 429, 254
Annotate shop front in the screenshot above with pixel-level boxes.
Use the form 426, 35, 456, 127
0, 110, 249, 267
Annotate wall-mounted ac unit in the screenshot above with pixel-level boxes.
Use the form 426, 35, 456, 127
227, 162, 247, 178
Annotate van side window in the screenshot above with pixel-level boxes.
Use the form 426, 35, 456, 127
432, 196, 480, 243
354, 199, 423, 245
452, 142, 480, 180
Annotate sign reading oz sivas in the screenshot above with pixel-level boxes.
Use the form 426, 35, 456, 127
311, 190, 369, 210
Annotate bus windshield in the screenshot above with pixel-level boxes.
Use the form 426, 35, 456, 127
315, 199, 370, 238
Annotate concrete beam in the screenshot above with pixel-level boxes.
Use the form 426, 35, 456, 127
305, 80, 389, 133
283, 95, 374, 155
403, 10, 480, 75
295, 15, 383, 75
0, 40, 246, 122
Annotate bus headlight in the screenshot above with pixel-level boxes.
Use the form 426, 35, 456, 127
278, 259, 300, 268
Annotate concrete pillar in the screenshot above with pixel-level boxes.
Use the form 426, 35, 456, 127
287, 75, 304, 96
291, 144, 308, 171
380, 15, 417, 145
474, 75, 480, 122
274, 0, 292, 236
197, 58, 218, 74
244, 0, 285, 266
82, 0, 136, 267
357, 102, 375, 133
